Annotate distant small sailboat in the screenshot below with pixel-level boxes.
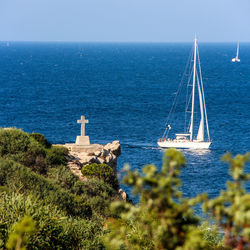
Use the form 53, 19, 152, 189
232, 42, 240, 62
158, 37, 211, 149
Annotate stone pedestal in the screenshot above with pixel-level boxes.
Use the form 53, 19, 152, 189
75, 136, 90, 145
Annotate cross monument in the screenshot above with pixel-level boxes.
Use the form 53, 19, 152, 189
75, 115, 90, 145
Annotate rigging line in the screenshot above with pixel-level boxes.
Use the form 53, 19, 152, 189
197, 45, 210, 141
185, 88, 193, 132
196, 70, 202, 123
185, 64, 194, 110
184, 55, 194, 132
162, 47, 194, 138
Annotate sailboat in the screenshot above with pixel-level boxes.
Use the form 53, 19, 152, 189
158, 37, 211, 149
232, 42, 240, 62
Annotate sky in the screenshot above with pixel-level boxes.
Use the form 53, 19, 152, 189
0, 0, 250, 42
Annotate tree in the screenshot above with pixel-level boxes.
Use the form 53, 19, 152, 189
103, 149, 208, 250
203, 152, 250, 249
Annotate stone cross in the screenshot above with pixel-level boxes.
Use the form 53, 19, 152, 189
77, 116, 89, 136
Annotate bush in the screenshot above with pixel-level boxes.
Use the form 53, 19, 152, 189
81, 163, 119, 190
0, 158, 92, 218
74, 178, 123, 217
47, 165, 79, 191
0, 193, 103, 249
103, 149, 250, 250
0, 129, 68, 175
0, 128, 122, 248
199, 222, 224, 249
47, 165, 122, 217
6, 216, 35, 250
46, 146, 68, 166
203, 152, 250, 249
19, 140, 47, 174
103, 149, 209, 249
0, 129, 30, 156
31, 133, 51, 148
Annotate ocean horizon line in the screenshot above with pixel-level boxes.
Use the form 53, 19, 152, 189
1, 40, 250, 44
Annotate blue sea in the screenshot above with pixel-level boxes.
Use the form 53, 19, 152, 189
0, 42, 249, 207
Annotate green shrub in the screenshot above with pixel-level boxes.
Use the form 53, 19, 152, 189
0, 129, 30, 156
0, 158, 92, 218
0, 186, 9, 193
47, 165, 122, 217
0, 129, 68, 175
31, 133, 51, 148
103, 149, 208, 250
203, 152, 250, 249
46, 146, 68, 166
81, 163, 119, 190
6, 216, 35, 250
75, 179, 123, 218
73, 178, 119, 198
103, 150, 250, 250
19, 140, 47, 174
0, 192, 103, 249
199, 222, 224, 249
47, 165, 79, 191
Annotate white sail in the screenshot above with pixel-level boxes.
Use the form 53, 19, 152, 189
197, 120, 204, 141
232, 42, 240, 62
197, 50, 211, 142
189, 38, 197, 141
196, 76, 204, 141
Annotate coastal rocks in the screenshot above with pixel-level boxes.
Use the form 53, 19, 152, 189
104, 141, 121, 157
64, 140, 121, 176
63, 140, 131, 201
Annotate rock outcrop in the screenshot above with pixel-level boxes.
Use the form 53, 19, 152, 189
60, 141, 129, 201
64, 140, 121, 174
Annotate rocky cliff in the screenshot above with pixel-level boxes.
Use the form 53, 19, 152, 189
62, 141, 129, 201
64, 140, 120, 173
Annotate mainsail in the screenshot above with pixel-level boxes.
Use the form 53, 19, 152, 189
236, 42, 239, 59
196, 76, 204, 141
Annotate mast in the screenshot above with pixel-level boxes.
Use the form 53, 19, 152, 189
189, 37, 197, 141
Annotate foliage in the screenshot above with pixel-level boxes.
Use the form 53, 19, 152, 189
198, 221, 224, 249
18, 141, 47, 175
47, 164, 79, 191
0, 129, 30, 155
103, 149, 209, 250
0, 129, 122, 249
6, 216, 35, 250
0, 192, 103, 249
47, 165, 122, 217
2, 129, 249, 249
77, 179, 123, 218
0, 158, 92, 218
31, 133, 51, 148
203, 152, 250, 249
82, 163, 119, 190
0, 128, 68, 175
45, 146, 68, 166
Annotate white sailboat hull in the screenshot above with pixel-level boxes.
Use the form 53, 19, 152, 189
157, 140, 211, 149
232, 58, 240, 62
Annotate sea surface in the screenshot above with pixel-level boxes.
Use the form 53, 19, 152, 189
0, 42, 249, 210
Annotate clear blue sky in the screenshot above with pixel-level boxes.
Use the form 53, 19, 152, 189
0, 0, 249, 42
